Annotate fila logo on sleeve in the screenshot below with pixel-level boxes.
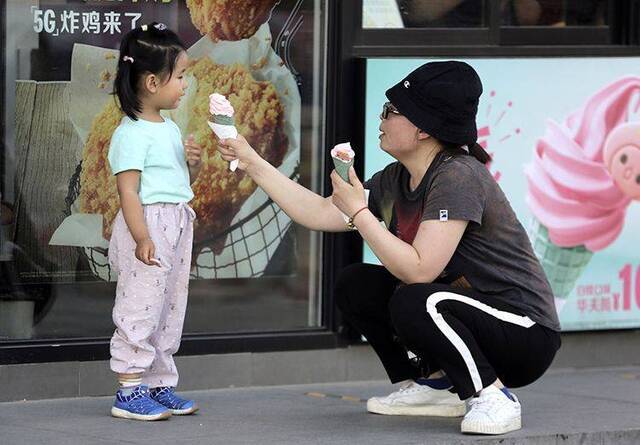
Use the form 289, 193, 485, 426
439, 210, 449, 221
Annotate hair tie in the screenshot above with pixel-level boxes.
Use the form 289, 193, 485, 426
154, 23, 167, 31
123, 56, 134, 63
141, 24, 148, 31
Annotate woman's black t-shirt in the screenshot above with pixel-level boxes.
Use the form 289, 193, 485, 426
364, 152, 561, 331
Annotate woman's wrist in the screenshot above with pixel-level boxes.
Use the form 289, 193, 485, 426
346, 206, 369, 230
351, 206, 368, 222
245, 153, 268, 177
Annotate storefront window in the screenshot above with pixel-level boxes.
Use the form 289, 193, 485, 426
363, 0, 609, 29
1, 0, 326, 340
502, 0, 608, 27
363, 0, 486, 28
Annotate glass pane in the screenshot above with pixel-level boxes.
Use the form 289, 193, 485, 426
1, 0, 325, 340
363, 0, 486, 28
502, 0, 609, 26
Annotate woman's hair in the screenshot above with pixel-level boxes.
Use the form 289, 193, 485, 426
113, 22, 186, 120
440, 140, 491, 165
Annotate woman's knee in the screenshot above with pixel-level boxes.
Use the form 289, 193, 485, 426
388, 284, 435, 329
334, 263, 378, 313
388, 286, 412, 321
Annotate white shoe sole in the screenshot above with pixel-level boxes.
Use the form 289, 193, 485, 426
367, 398, 466, 417
171, 405, 199, 415
461, 416, 522, 435
111, 406, 172, 421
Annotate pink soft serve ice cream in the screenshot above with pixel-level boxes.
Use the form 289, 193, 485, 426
331, 142, 355, 163
525, 76, 640, 252
209, 93, 235, 121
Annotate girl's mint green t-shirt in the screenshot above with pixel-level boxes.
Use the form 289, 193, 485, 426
108, 116, 194, 204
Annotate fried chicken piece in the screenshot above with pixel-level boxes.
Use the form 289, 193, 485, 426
186, 0, 279, 41
79, 99, 123, 240
186, 58, 287, 253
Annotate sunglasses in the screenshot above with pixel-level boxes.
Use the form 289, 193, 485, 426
381, 102, 401, 120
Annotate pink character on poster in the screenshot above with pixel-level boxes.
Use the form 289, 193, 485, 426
603, 122, 640, 200
525, 76, 640, 315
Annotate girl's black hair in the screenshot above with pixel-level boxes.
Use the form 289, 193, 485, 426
440, 140, 491, 165
113, 22, 186, 120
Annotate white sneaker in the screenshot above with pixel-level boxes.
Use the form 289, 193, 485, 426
461, 385, 522, 435
367, 380, 466, 417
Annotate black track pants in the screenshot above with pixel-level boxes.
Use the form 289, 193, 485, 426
335, 263, 561, 400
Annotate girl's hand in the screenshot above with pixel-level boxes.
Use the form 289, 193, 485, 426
217, 134, 260, 171
184, 134, 202, 168
331, 167, 367, 217
135, 238, 160, 267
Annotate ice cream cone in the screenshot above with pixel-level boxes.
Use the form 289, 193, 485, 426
331, 142, 355, 184
208, 93, 239, 171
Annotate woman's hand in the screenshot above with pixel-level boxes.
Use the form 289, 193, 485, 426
135, 238, 160, 267
217, 134, 260, 172
330, 167, 367, 217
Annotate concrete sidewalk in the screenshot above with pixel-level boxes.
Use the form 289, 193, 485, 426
1, 366, 639, 445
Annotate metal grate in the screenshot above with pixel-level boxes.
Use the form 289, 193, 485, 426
65, 162, 298, 281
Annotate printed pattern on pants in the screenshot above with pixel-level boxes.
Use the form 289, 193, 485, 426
109, 202, 195, 388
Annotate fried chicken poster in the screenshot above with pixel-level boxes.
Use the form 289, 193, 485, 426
9, 1, 311, 282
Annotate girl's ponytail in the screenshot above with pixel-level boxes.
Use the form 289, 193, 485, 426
113, 43, 142, 119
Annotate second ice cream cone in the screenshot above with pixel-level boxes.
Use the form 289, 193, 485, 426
331, 142, 355, 184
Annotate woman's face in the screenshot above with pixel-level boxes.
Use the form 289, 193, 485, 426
378, 102, 424, 156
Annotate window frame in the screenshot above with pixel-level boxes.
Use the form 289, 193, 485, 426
355, 0, 639, 53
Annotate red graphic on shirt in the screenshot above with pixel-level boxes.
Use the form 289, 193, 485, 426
394, 198, 423, 244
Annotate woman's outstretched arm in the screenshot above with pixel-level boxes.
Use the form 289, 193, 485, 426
217, 135, 350, 232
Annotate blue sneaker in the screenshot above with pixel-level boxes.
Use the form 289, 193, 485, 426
149, 386, 199, 415
111, 385, 171, 421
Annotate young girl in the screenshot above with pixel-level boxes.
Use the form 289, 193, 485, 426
107, 22, 202, 421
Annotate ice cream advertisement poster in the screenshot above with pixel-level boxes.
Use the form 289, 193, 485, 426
365, 57, 640, 331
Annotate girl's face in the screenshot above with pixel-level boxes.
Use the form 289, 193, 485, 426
148, 51, 189, 111
378, 102, 425, 157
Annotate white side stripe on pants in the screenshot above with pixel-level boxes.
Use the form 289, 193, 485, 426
425, 291, 535, 394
